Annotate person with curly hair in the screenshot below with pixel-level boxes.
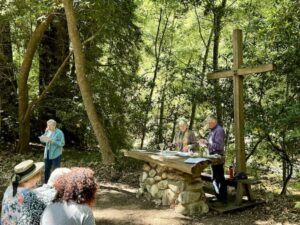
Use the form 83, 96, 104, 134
40, 168, 98, 225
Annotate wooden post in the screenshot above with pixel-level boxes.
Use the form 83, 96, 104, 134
233, 29, 246, 173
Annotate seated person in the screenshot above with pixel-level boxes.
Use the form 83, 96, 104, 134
40, 167, 98, 225
171, 118, 198, 152
1, 160, 46, 225
34, 167, 71, 205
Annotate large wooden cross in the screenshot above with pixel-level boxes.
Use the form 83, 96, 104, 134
207, 29, 274, 175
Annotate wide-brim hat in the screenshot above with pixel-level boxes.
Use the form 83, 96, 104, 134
12, 160, 44, 183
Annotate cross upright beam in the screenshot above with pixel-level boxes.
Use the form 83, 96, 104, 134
232, 29, 246, 173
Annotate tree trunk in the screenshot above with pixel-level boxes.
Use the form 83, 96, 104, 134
211, 0, 227, 124
62, 0, 115, 164
157, 85, 166, 144
140, 8, 169, 149
0, 18, 16, 142
170, 113, 178, 143
190, 9, 214, 128
38, 11, 70, 132
17, 14, 55, 153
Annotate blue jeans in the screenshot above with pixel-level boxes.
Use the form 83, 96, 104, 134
44, 153, 61, 183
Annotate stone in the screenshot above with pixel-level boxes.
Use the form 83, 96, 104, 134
157, 180, 168, 190
162, 189, 176, 206
141, 172, 148, 182
178, 191, 201, 204
150, 184, 159, 197
156, 165, 166, 174
182, 174, 193, 183
136, 188, 144, 198
144, 192, 152, 201
149, 162, 157, 168
155, 190, 164, 199
152, 199, 162, 206
185, 182, 203, 191
154, 175, 162, 181
161, 172, 167, 179
168, 180, 185, 193
185, 201, 209, 215
143, 163, 151, 172
174, 204, 187, 215
146, 184, 151, 193
167, 173, 184, 181
145, 178, 155, 185
149, 169, 157, 178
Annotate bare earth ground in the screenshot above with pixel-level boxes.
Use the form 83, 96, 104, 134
0, 148, 299, 225
93, 182, 299, 225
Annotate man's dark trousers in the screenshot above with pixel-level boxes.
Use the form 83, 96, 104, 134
212, 164, 227, 202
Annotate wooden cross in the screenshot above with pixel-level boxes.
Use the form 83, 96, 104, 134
207, 29, 274, 204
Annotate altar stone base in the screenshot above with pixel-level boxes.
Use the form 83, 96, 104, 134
136, 162, 209, 215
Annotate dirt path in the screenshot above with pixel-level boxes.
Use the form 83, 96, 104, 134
92, 183, 299, 225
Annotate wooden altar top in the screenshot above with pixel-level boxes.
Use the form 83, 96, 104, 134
124, 150, 225, 177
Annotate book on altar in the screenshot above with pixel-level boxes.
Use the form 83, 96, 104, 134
184, 157, 210, 164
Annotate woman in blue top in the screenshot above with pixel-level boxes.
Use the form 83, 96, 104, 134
40, 119, 65, 183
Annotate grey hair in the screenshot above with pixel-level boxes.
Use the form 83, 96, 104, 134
207, 116, 217, 122
47, 119, 57, 127
47, 167, 71, 187
178, 117, 188, 126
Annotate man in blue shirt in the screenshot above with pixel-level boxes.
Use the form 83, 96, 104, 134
40, 119, 65, 183
199, 117, 227, 203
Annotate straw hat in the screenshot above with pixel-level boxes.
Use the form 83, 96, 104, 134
12, 160, 44, 183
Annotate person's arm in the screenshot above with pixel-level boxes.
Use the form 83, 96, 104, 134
50, 130, 65, 147
83, 206, 96, 225
22, 190, 46, 225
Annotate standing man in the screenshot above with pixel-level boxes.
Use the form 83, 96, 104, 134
40, 119, 65, 184
199, 117, 227, 203
173, 118, 198, 152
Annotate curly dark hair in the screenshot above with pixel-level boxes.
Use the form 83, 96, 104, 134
53, 168, 97, 205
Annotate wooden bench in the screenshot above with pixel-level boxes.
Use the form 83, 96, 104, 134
200, 172, 261, 205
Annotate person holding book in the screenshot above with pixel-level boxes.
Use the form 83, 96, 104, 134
40, 119, 65, 183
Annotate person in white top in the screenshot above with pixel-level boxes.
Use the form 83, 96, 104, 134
40, 168, 98, 225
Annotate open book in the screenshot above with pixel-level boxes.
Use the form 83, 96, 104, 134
39, 135, 51, 143
184, 157, 210, 164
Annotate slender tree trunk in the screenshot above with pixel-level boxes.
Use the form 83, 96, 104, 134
170, 113, 178, 143
62, 0, 115, 164
17, 14, 55, 153
157, 83, 166, 144
211, 0, 227, 124
38, 12, 69, 132
0, 18, 15, 141
140, 9, 169, 149
190, 9, 214, 128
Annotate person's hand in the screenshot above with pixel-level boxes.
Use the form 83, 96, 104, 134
198, 139, 208, 146
182, 146, 189, 152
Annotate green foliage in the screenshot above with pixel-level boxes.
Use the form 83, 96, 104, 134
0, 0, 299, 192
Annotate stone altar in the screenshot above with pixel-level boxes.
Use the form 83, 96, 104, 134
124, 150, 224, 215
